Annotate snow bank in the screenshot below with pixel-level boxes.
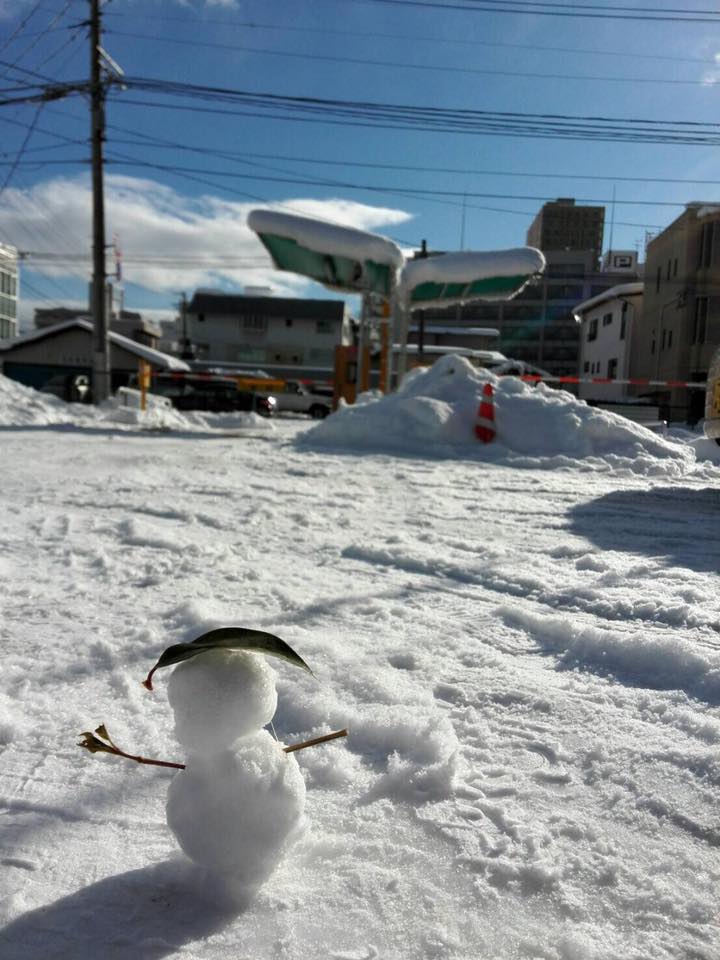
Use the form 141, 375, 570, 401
301, 355, 696, 475
0, 373, 93, 427
0, 373, 275, 435
689, 435, 720, 465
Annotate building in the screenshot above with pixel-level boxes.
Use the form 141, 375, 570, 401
0, 319, 188, 398
185, 290, 352, 381
0, 243, 19, 340
573, 282, 644, 402
415, 249, 640, 379
526, 198, 605, 267
631, 203, 720, 422
34, 305, 161, 348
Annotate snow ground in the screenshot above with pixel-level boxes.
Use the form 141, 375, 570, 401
0, 372, 718, 960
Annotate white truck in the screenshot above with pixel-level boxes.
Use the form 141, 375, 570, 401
275, 381, 333, 419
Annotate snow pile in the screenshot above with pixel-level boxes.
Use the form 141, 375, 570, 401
302, 355, 696, 475
689, 435, 720, 465
0, 373, 275, 434
0, 373, 93, 427
165, 650, 305, 896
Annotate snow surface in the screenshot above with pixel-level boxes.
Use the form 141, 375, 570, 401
0, 369, 718, 959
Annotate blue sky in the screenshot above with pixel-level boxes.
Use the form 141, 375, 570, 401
1, 0, 719, 327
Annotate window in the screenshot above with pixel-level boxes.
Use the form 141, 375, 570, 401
666, 260, 671, 281
693, 296, 708, 344
698, 222, 714, 269
668, 330, 673, 349
583, 361, 590, 373
243, 315, 267, 331
285, 318, 293, 327
588, 317, 598, 341
316, 319, 332, 334
197, 313, 205, 323
656, 266, 661, 292
607, 358, 618, 379
602, 312, 613, 327
651, 338, 655, 354
673, 258, 678, 277
620, 312, 627, 340
661, 330, 667, 350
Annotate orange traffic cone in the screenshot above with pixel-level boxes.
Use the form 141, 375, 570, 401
474, 382, 496, 443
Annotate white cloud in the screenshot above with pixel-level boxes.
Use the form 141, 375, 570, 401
1, 174, 412, 299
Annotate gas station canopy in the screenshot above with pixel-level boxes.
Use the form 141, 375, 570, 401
248, 209, 404, 298
400, 248, 546, 310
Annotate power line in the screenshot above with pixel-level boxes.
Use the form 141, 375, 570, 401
104, 30, 712, 88
107, 134, 720, 188
107, 80, 720, 148
104, 155, 696, 208
343, 0, 720, 23
99, 15, 720, 67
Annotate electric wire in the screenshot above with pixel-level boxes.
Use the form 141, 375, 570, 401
105, 30, 716, 89
99, 16, 720, 68
104, 155, 693, 209
342, 0, 720, 23
106, 133, 720, 188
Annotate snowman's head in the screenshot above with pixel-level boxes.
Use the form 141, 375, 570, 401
167, 648, 278, 753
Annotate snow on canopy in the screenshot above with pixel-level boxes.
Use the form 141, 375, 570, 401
302, 354, 696, 477
400, 247, 546, 308
247, 210, 405, 269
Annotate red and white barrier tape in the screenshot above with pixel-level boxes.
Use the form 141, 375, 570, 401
518, 375, 706, 388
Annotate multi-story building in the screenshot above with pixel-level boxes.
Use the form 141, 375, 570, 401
526, 198, 605, 268
631, 203, 720, 422
0, 243, 19, 340
185, 290, 352, 381
416, 249, 639, 379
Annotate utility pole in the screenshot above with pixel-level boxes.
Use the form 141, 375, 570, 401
90, 0, 110, 403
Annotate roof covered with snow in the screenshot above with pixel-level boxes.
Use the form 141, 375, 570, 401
0, 320, 190, 371
573, 282, 644, 318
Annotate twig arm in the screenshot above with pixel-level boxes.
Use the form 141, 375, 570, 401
283, 729, 348, 754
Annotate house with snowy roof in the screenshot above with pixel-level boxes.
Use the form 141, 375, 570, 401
0, 319, 189, 401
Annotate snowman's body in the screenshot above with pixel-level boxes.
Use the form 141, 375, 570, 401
165, 649, 306, 891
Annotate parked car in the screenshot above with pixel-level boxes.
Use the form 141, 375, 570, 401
704, 346, 720, 444
275, 380, 333, 418
142, 374, 277, 416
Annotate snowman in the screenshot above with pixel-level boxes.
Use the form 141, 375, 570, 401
80, 628, 344, 898
164, 647, 307, 895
